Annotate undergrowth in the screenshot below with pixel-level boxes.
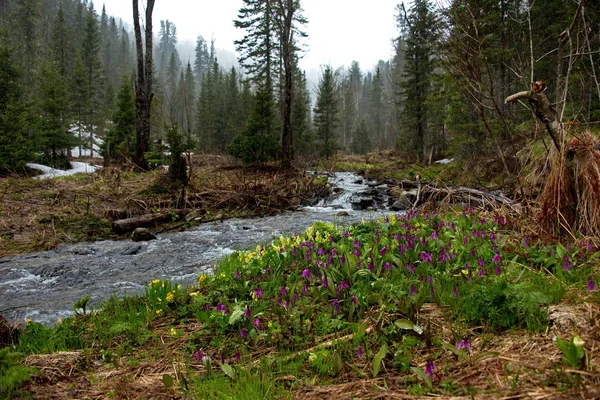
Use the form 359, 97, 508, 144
9, 209, 600, 398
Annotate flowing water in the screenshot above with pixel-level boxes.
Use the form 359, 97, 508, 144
0, 172, 393, 325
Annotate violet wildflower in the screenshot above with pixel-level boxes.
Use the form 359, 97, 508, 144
280, 286, 288, 296
352, 295, 357, 305
196, 350, 204, 361
291, 248, 297, 256
432, 231, 438, 240
305, 251, 311, 261
368, 261, 374, 272
463, 236, 468, 246
588, 278, 595, 291
240, 328, 248, 338
477, 269, 484, 277
265, 267, 271, 274
322, 277, 329, 288
420, 251, 432, 263
354, 249, 361, 258
302, 268, 311, 279
341, 254, 346, 264
338, 281, 350, 290
425, 360, 435, 376
456, 339, 472, 351
430, 286, 435, 297
354, 240, 361, 249
524, 235, 530, 248
235, 352, 241, 361
384, 262, 392, 271
588, 242, 594, 252
495, 265, 502, 275
293, 293, 299, 302
357, 343, 363, 358
489, 232, 496, 241
427, 276, 433, 285
303, 282, 309, 292
563, 255, 571, 271
410, 284, 416, 296
492, 252, 502, 264
379, 246, 387, 256
317, 247, 325, 256
244, 306, 251, 319
233, 271, 240, 279
478, 259, 485, 268
453, 286, 458, 297
406, 264, 415, 274
253, 287, 263, 299
253, 318, 260, 328
343, 231, 350, 238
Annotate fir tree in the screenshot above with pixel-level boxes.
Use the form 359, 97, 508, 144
350, 118, 371, 155
313, 66, 339, 160
102, 76, 135, 163
193, 35, 209, 86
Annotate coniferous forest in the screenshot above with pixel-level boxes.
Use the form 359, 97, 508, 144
1, 0, 598, 174
3, 1, 600, 399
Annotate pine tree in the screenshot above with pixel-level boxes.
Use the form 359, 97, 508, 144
193, 35, 209, 86
37, 60, 76, 169
313, 66, 339, 160
102, 76, 135, 163
397, 0, 440, 161
368, 67, 384, 150
350, 118, 371, 155
0, 40, 31, 172
292, 68, 312, 158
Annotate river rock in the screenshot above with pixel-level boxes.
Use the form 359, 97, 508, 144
353, 179, 363, 184
131, 228, 157, 242
351, 196, 374, 210
336, 211, 350, 217
391, 190, 418, 211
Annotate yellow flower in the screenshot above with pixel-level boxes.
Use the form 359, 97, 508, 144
189, 292, 199, 297
166, 292, 175, 302
197, 275, 206, 283
26, 319, 32, 324
170, 327, 177, 336
156, 309, 163, 315
150, 279, 160, 286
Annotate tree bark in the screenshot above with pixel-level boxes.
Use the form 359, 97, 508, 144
133, 0, 155, 171
505, 85, 563, 152
278, 0, 295, 169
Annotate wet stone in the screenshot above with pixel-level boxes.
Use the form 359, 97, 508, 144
132, 228, 157, 242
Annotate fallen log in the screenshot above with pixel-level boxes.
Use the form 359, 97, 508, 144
111, 209, 189, 234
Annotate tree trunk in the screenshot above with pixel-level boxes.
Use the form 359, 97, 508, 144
279, 0, 294, 169
132, 0, 155, 171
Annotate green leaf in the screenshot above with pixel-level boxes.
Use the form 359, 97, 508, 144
371, 342, 388, 377
220, 363, 236, 380
162, 374, 174, 389
441, 341, 467, 360
228, 308, 244, 325
394, 319, 423, 335
411, 366, 432, 389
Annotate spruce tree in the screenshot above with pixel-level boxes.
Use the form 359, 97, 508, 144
193, 35, 209, 86
0, 40, 31, 172
313, 66, 339, 160
102, 76, 135, 163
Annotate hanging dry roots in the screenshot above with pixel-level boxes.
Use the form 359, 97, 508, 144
539, 131, 600, 237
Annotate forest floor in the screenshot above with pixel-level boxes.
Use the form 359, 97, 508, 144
0, 154, 330, 258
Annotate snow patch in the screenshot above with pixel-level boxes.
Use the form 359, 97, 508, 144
434, 158, 454, 165
27, 162, 100, 179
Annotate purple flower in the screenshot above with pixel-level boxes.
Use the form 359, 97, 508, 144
478, 259, 485, 268
254, 287, 263, 299
453, 286, 458, 297
302, 268, 311, 279
253, 318, 260, 328
265, 267, 271, 274
464, 263, 469, 271
303, 282, 309, 292
354, 240, 361, 249
384, 262, 392, 271
524, 235, 530, 248
305, 251, 311, 261
338, 281, 350, 290
332, 299, 341, 314
340, 254, 346, 264
410, 284, 416, 297
196, 350, 204, 361
563, 255, 571, 271
492, 252, 502, 264
588, 242, 594, 252
477, 269, 484, 277
357, 343, 363, 358
489, 232, 496, 241
280, 286, 288, 296
456, 339, 472, 351
244, 306, 251, 319
352, 295, 357, 305
240, 328, 248, 338
425, 360, 435, 376
293, 293, 299, 302
354, 249, 361, 258
291, 248, 297, 256
463, 236, 468, 246
216, 303, 229, 315
368, 261, 374, 272
406, 264, 415, 274
317, 247, 325, 256
322, 276, 328, 288
233, 271, 240, 279
420, 251, 432, 263
235, 352, 241, 361
588, 278, 595, 291
432, 231, 438, 240
379, 246, 387, 256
